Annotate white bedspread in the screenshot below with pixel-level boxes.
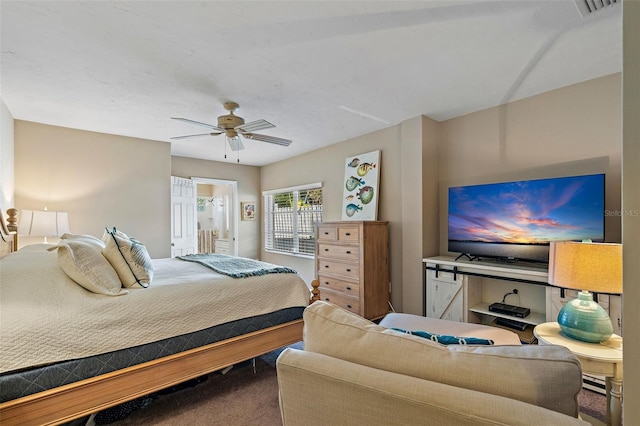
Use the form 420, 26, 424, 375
0, 244, 311, 373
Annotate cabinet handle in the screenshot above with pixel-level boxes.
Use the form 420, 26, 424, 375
345, 268, 351, 272
324, 232, 329, 235
346, 286, 352, 291
345, 232, 351, 236
324, 265, 329, 268
324, 248, 329, 252
345, 250, 351, 254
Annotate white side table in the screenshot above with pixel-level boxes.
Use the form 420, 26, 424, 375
533, 322, 623, 426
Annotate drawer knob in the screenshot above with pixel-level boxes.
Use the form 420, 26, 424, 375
346, 304, 352, 309
324, 265, 329, 268
346, 268, 351, 272
345, 232, 351, 236
345, 250, 351, 254
324, 248, 329, 252
324, 232, 329, 235
346, 286, 352, 291
324, 281, 330, 285
324, 298, 330, 301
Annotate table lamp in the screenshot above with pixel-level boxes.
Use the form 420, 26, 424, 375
548, 241, 622, 343
18, 208, 71, 243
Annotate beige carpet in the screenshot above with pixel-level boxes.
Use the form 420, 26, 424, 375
89, 342, 605, 425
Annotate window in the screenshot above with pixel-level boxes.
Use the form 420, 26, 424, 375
263, 182, 323, 257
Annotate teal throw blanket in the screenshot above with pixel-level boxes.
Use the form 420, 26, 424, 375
177, 253, 298, 278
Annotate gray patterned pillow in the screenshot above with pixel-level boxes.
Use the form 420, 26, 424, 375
102, 227, 153, 288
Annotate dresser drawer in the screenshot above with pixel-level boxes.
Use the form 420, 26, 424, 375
337, 226, 359, 243
317, 259, 360, 280
320, 288, 360, 314
317, 275, 360, 298
317, 225, 337, 242
317, 243, 359, 261
214, 239, 230, 255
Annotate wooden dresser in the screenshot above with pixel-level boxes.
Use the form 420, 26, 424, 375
315, 221, 389, 320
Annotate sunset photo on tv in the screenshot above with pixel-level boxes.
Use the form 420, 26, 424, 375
448, 174, 605, 263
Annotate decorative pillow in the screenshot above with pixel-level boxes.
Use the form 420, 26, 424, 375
102, 227, 153, 288
48, 240, 128, 296
390, 328, 494, 345
61, 233, 106, 250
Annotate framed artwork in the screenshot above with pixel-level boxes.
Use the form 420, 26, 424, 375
241, 201, 256, 221
342, 150, 380, 220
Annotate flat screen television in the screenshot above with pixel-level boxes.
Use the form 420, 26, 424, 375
448, 173, 605, 264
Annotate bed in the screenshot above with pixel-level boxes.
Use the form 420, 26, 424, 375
0, 209, 319, 425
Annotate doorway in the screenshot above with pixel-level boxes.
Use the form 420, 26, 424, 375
192, 177, 238, 256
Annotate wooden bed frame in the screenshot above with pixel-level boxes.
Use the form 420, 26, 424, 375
0, 209, 320, 426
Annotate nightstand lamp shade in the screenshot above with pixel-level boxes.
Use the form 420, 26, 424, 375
548, 241, 622, 343
18, 209, 71, 243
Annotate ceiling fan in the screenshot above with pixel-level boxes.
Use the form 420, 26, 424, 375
171, 102, 292, 155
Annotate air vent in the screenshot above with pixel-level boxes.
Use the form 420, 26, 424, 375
574, 0, 619, 17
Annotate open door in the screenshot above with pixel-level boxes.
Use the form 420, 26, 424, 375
192, 177, 238, 257
170, 176, 197, 257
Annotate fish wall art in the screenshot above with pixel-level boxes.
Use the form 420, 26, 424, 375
342, 150, 380, 220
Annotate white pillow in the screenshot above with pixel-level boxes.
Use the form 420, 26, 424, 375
61, 233, 106, 250
48, 240, 128, 296
102, 227, 153, 288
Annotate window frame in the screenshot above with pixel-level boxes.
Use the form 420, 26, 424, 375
263, 182, 323, 259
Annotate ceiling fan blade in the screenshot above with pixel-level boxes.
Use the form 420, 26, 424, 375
236, 119, 275, 133
170, 132, 222, 140
243, 133, 292, 147
172, 117, 224, 132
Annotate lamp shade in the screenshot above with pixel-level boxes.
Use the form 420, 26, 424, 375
548, 241, 622, 294
548, 241, 621, 343
18, 209, 71, 239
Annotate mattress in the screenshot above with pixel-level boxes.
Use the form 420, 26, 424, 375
0, 244, 311, 374
0, 306, 303, 402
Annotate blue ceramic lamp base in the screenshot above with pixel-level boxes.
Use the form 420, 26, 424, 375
557, 290, 613, 343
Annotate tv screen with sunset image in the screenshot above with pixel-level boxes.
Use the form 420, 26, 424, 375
448, 173, 605, 264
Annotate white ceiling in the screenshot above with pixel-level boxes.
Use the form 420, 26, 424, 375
1, 1, 622, 166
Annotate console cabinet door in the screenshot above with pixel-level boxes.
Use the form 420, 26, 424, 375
426, 270, 465, 322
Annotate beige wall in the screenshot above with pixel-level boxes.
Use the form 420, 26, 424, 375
1, 98, 14, 209
171, 155, 261, 260
622, 1, 639, 422
14, 121, 172, 258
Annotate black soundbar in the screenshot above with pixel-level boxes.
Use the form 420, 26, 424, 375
496, 317, 528, 331
488, 302, 530, 318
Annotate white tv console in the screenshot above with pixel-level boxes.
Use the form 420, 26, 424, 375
422, 256, 622, 335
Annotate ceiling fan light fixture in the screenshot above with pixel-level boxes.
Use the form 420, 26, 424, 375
226, 135, 244, 151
